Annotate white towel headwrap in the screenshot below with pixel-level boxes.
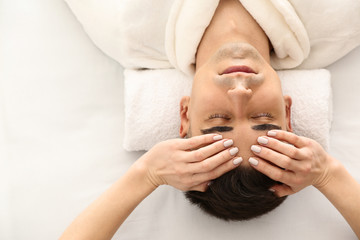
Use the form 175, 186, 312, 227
166, 0, 310, 76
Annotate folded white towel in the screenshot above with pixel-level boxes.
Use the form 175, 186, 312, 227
124, 69, 332, 151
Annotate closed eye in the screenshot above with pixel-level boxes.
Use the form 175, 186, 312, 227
208, 114, 230, 120
252, 112, 274, 119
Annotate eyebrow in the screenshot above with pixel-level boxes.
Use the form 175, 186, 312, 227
200, 124, 281, 134
252, 124, 282, 131
201, 126, 233, 134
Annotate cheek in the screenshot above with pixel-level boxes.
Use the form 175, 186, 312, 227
254, 88, 285, 112
190, 88, 230, 118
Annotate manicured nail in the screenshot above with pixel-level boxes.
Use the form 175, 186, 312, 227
233, 157, 243, 165
251, 145, 261, 153
269, 188, 276, 192
229, 147, 239, 156
248, 157, 259, 166
213, 135, 223, 141
257, 136, 268, 145
267, 131, 277, 137
223, 139, 233, 147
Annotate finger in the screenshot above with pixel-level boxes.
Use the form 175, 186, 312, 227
270, 184, 295, 197
248, 157, 294, 185
191, 155, 243, 184
189, 138, 234, 163
191, 146, 241, 173
178, 134, 223, 150
256, 136, 305, 160
250, 144, 302, 171
266, 130, 308, 148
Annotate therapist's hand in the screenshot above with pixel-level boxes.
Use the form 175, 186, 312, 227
138, 134, 242, 192
249, 130, 334, 197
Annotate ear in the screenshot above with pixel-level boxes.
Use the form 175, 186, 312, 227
284, 95, 293, 132
179, 96, 191, 138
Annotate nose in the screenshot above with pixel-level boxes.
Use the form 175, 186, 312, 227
227, 82, 253, 112
227, 81, 253, 99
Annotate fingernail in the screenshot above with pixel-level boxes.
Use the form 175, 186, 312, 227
267, 131, 277, 137
257, 136, 268, 145
269, 188, 276, 192
223, 139, 233, 147
213, 135, 223, 141
233, 157, 243, 165
251, 145, 261, 153
249, 157, 259, 166
229, 147, 239, 156
208, 181, 213, 186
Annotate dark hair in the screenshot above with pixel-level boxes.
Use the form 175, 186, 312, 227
185, 166, 287, 221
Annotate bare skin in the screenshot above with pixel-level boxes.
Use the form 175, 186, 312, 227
60, 134, 240, 239
250, 130, 360, 238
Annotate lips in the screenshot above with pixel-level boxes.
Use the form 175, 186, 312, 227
221, 65, 256, 75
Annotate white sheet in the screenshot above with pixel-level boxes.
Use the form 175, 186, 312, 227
1, 0, 359, 239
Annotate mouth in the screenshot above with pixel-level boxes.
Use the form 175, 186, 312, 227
221, 65, 256, 75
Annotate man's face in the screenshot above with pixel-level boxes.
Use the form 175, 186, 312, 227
180, 42, 292, 163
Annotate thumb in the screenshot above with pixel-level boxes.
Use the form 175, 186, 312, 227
270, 184, 295, 197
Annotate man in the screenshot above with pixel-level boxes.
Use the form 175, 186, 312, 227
178, 0, 292, 220
61, 0, 360, 238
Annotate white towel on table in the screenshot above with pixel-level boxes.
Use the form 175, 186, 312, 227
124, 69, 332, 151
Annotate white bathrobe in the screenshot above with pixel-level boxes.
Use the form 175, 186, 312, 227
66, 0, 360, 76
